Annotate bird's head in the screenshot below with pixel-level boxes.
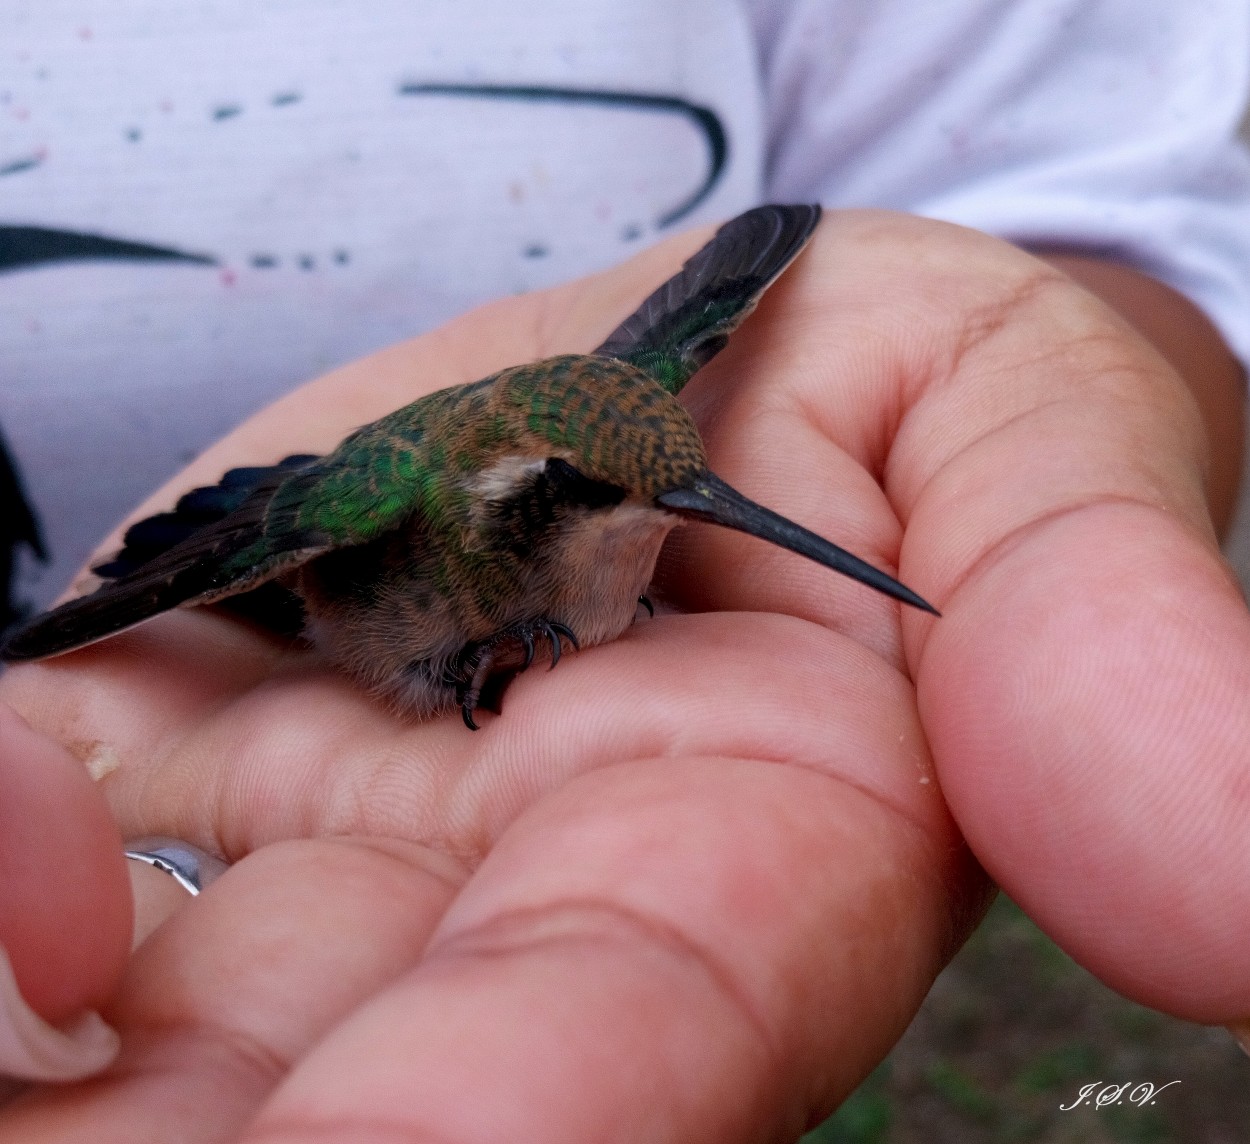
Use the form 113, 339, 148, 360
485, 354, 936, 613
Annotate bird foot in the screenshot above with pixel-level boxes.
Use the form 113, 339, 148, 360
450, 618, 580, 730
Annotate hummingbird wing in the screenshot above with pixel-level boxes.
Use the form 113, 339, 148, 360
1, 398, 452, 661
82, 452, 322, 640
593, 203, 821, 394
90, 453, 321, 580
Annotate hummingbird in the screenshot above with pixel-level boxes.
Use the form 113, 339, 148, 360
2, 204, 937, 728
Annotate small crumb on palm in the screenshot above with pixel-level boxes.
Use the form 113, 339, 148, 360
83, 741, 120, 780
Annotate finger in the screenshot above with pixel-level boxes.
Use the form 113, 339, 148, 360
725, 210, 1248, 1021
637, 219, 942, 669
0, 836, 464, 1141
235, 642, 980, 1142
922, 501, 1250, 1019
903, 230, 1250, 1020
0, 703, 130, 1082
128, 862, 201, 951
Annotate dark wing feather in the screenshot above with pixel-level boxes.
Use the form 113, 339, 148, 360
2, 380, 467, 662
0, 461, 331, 661
92, 454, 319, 579
2, 377, 474, 663
594, 203, 821, 394
83, 453, 322, 640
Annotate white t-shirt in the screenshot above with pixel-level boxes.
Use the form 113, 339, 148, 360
4, 0, 1250, 611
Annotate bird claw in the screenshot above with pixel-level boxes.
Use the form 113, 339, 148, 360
543, 620, 578, 669
452, 617, 579, 730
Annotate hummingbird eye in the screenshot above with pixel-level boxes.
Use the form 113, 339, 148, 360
479, 457, 628, 560
542, 458, 626, 510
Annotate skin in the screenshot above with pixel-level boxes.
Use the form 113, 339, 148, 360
0, 208, 1247, 1140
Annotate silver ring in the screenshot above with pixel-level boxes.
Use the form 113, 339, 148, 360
124, 836, 230, 896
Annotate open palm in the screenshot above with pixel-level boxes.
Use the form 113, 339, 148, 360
2, 210, 1247, 1142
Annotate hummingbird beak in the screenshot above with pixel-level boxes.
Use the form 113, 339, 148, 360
655, 471, 939, 615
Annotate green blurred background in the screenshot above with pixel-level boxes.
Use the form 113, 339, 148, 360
804, 896, 1249, 1142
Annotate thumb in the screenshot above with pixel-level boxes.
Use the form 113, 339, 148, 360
0, 701, 131, 1081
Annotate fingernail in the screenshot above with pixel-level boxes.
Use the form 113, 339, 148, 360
0, 945, 119, 1081
1228, 1021, 1250, 1059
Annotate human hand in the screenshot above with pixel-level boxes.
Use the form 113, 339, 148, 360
1, 210, 1247, 1141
